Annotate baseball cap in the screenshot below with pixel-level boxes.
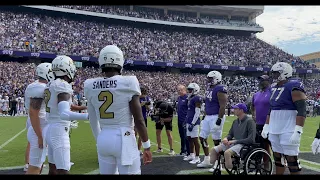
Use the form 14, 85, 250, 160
231, 103, 248, 113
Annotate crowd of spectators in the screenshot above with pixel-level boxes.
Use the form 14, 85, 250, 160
0, 10, 314, 69
1, 62, 318, 106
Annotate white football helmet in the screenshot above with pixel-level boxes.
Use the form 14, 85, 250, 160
270, 62, 293, 81
51, 55, 76, 82
98, 45, 124, 72
207, 71, 222, 86
187, 83, 200, 96
36, 63, 55, 82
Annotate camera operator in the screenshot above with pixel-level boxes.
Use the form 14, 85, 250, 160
152, 101, 175, 155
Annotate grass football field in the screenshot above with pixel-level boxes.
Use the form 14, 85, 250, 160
0, 115, 319, 174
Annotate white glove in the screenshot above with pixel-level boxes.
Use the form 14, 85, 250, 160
311, 138, 320, 155
289, 125, 303, 145
261, 124, 269, 139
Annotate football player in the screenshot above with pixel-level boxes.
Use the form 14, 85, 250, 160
2, 96, 9, 116
25, 63, 54, 174
45, 55, 89, 175
183, 83, 202, 165
136, 86, 150, 155
261, 62, 306, 175
312, 123, 320, 155
0, 95, 2, 116
19, 97, 26, 116
311, 124, 320, 155
198, 71, 228, 170
84, 45, 152, 174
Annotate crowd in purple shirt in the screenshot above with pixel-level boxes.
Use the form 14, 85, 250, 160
0, 10, 314, 69
1, 62, 319, 106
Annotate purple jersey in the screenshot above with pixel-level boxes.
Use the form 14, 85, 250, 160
253, 87, 271, 125
177, 95, 188, 123
140, 96, 150, 119
187, 95, 202, 125
205, 84, 227, 115
270, 80, 305, 110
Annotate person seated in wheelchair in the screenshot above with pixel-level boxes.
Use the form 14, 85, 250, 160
210, 103, 256, 170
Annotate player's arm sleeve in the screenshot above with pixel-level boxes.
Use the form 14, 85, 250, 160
87, 97, 101, 142
128, 76, 141, 101
291, 81, 306, 93
218, 85, 228, 94
191, 97, 202, 124
29, 85, 46, 99
84, 79, 91, 100
56, 82, 88, 121
54, 81, 74, 95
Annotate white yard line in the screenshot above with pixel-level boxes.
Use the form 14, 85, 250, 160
0, 165, 25, 170
300, 158, 320, 166
0, 128, 26, 150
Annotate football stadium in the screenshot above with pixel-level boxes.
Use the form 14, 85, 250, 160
0, 5, 320, 175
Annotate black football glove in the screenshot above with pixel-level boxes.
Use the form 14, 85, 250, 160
216, 118, 222, 126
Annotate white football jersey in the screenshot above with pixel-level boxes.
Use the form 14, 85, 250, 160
0, 99, 3, 108
45, 79, 73, 123
84, 75, 141, 129
25, 80, 47, 126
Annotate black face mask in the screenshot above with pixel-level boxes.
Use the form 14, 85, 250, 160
271, 71, 281, 81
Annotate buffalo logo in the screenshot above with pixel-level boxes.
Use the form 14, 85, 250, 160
124, 131, 131, 136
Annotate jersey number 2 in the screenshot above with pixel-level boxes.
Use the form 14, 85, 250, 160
44, 89, 51, 113
98, 91, 114, 119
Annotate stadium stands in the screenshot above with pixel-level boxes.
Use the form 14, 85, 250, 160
53, 5, 262, 28
0, 10, 314, 69
0, 62, 319, 105
0, 7, 318, 104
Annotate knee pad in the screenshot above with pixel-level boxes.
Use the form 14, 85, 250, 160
273, 152, 285, 167
285, 155, 302, 172
213, 139, 221, 146
200, 138, 209, 149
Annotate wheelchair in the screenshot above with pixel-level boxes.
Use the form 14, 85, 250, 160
213, 135, 273, 175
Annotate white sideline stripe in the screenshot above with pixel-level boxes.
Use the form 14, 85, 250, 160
300, 158, 320, 166
301, 164, 320, 173
176, 168, 215, 175
0, 128, 26, 150
0, 165, 25, 170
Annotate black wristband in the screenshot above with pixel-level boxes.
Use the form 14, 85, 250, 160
315, 128, 320, 139
216, 118, 222, 126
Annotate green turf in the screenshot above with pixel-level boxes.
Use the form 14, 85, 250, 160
0, 115, 319, 174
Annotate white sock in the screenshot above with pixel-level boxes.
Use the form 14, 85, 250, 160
190, 153, 195, 157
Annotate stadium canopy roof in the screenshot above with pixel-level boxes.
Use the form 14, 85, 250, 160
140, 5, 264, 19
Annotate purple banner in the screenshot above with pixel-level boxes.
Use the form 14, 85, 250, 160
1, 49, 318, 74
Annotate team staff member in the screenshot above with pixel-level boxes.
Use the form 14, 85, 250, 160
251, 75, 272, 156
177, 84, 190, 156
